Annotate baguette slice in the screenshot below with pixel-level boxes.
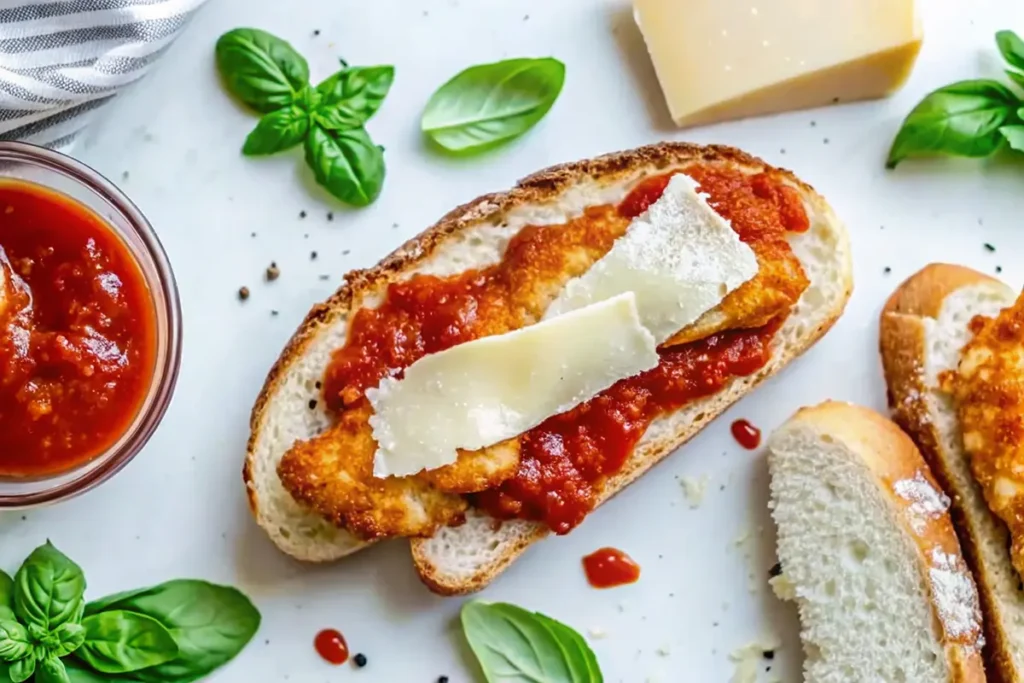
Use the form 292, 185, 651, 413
881, 263, 1024, 682
768, 401, 986, 683
410, 148, 852, 594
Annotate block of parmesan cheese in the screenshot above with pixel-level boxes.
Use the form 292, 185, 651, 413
367, 293, 659, 478
633, 0, 923, 128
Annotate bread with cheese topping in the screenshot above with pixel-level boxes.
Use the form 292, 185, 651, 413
242, 142, 853, 590
881, 263, 1024, 682
767, 401, 985, 683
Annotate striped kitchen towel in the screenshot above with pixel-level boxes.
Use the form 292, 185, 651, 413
0, 0, 206, 150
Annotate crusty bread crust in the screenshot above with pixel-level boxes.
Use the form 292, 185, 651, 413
243, 142, 852, 591
410, 148, 852, 594
881, 264, 1020, 683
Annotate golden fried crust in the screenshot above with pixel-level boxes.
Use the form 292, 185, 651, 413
422, 439, 521, 494
949, 289, 1024, 581
277, 405, 468, 540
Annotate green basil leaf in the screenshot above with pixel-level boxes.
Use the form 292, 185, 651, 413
14, 543, 86, 632
50, 622, 86, 658
997, 30, 1024, 71
36, 656, 69, 683
304, 126, 385, 207
886, 80, 1017, 168
0, 661, 10, 682
421, 57, 565, 154
75, 611, 177, 674
85, 580, 260, 683
0, 571, 14, 622
1007, 69, 1024, 91
1000, 125, 1024, 152
315, 65, 395, 125
7, 657, 32, 683
311, 107, 362, 132
242, 106, 309, 156
215, 28, 309, 113
64, 660, 141, 683
0, 621, 30, 663
461, 601, 603, 683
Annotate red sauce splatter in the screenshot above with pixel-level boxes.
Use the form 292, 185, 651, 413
731, 419, 762, 450
582, 547, 641, 588
321, 164, 809, 533
314, 629, 349, 665
0, 180, 156, 477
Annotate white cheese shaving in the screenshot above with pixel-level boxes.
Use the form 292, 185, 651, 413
893, 471, 950, 533
543, 173, 758, 343
929, 548, 984, 649
729, 636, 781, 683
368, 293, 658, 477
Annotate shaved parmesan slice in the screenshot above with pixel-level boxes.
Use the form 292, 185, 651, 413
367, 293, 658, 478
543, 173, 757, 343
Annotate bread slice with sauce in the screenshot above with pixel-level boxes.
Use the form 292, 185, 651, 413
767, 401, 985, 683
881, 263, 1024, 682
242, 142, 853, 589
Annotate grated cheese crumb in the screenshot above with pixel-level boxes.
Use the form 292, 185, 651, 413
729, 636, 782, 683
587, 627, 607, 639
681, 475, 710, 508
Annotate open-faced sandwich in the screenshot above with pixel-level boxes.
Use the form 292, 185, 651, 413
244, 142, 852, 594
881, 264, 1024, 681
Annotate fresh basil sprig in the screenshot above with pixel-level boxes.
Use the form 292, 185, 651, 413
215, 28, 392, 207
461, 601, 603, 683
887, 30, 1024, 167
0, 543, 259, 683
421, 57, 565, 155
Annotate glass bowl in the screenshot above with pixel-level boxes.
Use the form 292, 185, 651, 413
0, 141, 182, 508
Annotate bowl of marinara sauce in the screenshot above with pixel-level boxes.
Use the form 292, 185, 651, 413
0, 141, 181, 507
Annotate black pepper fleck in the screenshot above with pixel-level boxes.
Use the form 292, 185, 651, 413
779, 148, 786, 154
884, 266, 892, 274
327, 212, 334, 221
319, 274, 330, 280
250, 231, 257, 238
315, 381, 322, 389
342, 249, 351, 255
121, 170, 129, 181
238, 286, 250, 301
997, 265, 1003, 273
984, 242, 996, 252
438, 678, 449, 683
299, 210, 307, 219
266, 263, 280, 281
763, 650, 775, 660
313, 29, 320, 36
353, 653, 367, 668
810, 120, 817, 127
392, 222, 399, 229
310, 251, 318, 260
823, 137, 830, 144
769, 562, 782, 578
270, 310, 279, 317
308, 399, 318, 410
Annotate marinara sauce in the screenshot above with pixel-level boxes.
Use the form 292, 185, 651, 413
0, 180, 156, 477
323, 164, 809, 534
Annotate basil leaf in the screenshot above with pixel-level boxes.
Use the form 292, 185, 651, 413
1007, 70, 1024, 91
75, 611, 178, 674
242, 106, 309, 156
421, 57, 565, 154
315, 65, 395, 125
50, 622, 86, 658
461, 601, 603, 683
215, 28, 309, 113
14, 543, 86, 632
64, 661, 141, 683
886, 80, 1018, 168
0, 621, 30, 662
7, 657, 32, 683
85, 580, 260, 683
997, 30, 1024, 71
0, 572, 14, 622
312, 107, 362, 132
36, 657, 69, 683
304, 126, 385, 207
1000, 125, 1024, 152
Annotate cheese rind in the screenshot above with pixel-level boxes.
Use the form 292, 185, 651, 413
633, 0, 923, 128
543, 174, 757, 344
367, 293, 659, 478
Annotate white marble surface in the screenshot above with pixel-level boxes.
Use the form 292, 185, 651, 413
3, 0, 1024, 681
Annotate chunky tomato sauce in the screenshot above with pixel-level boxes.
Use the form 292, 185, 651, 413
0, 180, 156, 477
323, 165, 809, 533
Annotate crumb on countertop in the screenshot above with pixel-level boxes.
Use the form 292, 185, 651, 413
680, 475, 709, 508
266, 262, 280, 281
587, 627, 607, 640
729, 636, 782, 683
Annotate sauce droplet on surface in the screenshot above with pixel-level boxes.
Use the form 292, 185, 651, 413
731, 418, 761, 450
314, 629, 349, 665
582, 547, 641, 588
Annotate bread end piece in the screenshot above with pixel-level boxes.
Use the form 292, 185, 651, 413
768, 401, 985, 683
880, 264, 1024, 683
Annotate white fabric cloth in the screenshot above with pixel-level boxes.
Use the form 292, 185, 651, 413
0, 0, 205, 149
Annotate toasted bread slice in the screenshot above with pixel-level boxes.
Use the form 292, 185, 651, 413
409, 149, 851, 594
767, 401, 985, 683
243, 142, 851, 581
881, 264, 1024, 682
